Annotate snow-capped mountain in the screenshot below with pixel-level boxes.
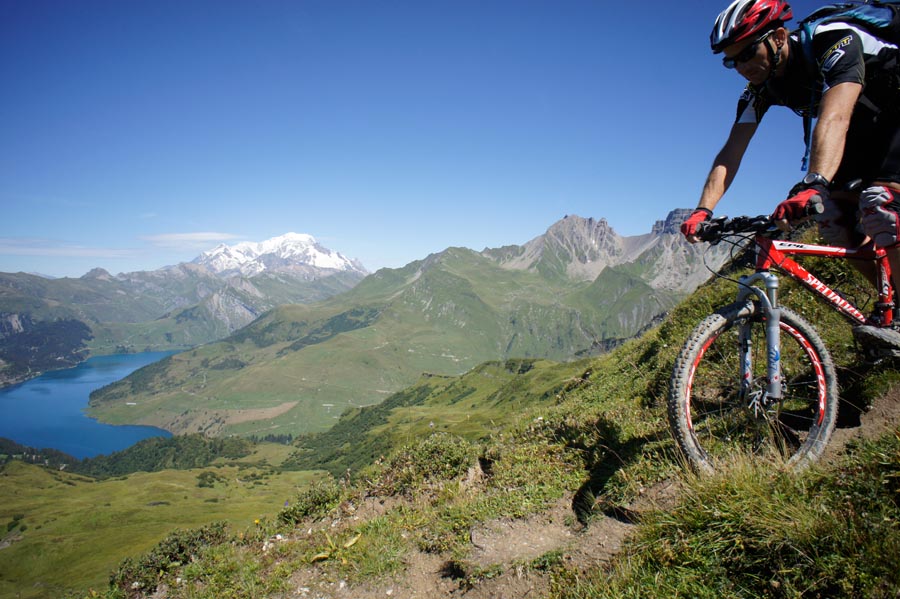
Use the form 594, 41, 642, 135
193, 233, 367, 278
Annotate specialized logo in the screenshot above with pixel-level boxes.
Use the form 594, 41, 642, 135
819, 35, 853, 72
804, 271, 866, 320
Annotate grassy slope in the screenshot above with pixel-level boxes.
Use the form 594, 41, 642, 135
69, 238, 900, 598
0, 357, 590, 599
0, 444, 319, 599
8, 233, 899, 599
286, 357, 594, 477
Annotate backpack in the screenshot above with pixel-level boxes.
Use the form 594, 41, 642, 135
798, 1, 900, 51
795, 1, 900, 169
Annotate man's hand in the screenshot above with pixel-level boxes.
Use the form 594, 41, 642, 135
772, 185, 828, 231
681, 208, 713, 243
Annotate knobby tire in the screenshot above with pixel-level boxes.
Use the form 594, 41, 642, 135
668, 301, 838, 474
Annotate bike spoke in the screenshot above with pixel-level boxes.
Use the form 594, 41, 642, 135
670, 305, 837, 473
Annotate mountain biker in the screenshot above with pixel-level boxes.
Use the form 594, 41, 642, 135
681, 0, 900, 349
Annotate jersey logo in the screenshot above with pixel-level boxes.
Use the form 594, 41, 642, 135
735, 85, 767, 125
819, 35, 853, 71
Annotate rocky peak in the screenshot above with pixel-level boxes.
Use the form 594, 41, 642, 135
652, 208, 694, 235
482, 210, 731, 290
543, 215, 622, 266
546, 215, 616, 250
483, 215, 625, 281
81, 268, 113, 281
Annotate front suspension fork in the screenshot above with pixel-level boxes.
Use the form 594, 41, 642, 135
736, 271, 782, 403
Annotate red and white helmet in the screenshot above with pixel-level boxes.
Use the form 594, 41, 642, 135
710, 0, 793, 53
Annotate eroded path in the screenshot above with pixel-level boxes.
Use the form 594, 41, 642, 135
249, 387, 900, 599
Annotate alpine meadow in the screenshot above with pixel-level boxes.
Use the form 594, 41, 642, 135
5, 1, 900, 597
2, 216, 900, 599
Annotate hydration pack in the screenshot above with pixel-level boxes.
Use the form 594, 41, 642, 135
795, 1, 900, 170
798, 1, 900, 55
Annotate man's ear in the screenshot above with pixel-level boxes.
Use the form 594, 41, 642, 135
772, 26, 789, 48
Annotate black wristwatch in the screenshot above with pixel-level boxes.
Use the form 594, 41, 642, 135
802, 172, 831, 189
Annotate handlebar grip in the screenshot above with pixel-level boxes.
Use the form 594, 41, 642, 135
806, 197, 825, 216
694, 214, 775, 241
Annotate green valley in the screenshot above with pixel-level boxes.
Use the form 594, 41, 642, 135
86, 231, 692, 438
0, 443, 318, 599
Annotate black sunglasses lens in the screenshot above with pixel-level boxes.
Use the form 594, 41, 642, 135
723, 43, 756, 69
722, 31, 772, 69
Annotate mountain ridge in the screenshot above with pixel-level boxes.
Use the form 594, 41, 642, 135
481, 209, 708, 292
193, 232, 366, 278
86, 209, 731, 438
0, 234, 368, 387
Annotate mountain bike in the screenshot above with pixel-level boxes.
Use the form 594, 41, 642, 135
668, 214, 895, 474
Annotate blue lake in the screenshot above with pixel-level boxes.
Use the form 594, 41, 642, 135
0, 352, 175, 459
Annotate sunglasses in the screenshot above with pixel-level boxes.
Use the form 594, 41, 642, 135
722, 30, 773, 69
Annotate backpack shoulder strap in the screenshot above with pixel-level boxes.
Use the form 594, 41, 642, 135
796, 3, 857, 63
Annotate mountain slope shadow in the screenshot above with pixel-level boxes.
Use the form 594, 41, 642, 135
568, 415, 670, 525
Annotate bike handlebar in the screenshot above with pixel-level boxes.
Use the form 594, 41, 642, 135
696, 198, 824, 242
696, 215, 773, 242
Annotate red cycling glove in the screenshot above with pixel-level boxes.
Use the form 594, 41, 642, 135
681, 208, 712, 239
772, 186, 828, 224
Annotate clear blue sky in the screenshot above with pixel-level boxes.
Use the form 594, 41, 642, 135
1, 0, 825, 277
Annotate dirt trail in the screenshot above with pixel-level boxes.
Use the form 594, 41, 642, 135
280, 387, 900, 599
827, 385, 900, 457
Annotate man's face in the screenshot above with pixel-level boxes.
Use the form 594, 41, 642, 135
722, 30, 774, 85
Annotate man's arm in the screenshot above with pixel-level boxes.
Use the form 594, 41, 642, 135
807, 81, 862, 182
698, 121, 758, 212
683, 121, 757, 242
771, 81, 862, 231
806, 25, 866, 181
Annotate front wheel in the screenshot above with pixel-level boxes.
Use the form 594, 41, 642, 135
668, 301, 838, 474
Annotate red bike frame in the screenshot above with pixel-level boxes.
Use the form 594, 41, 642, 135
754, 237, 894, 327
